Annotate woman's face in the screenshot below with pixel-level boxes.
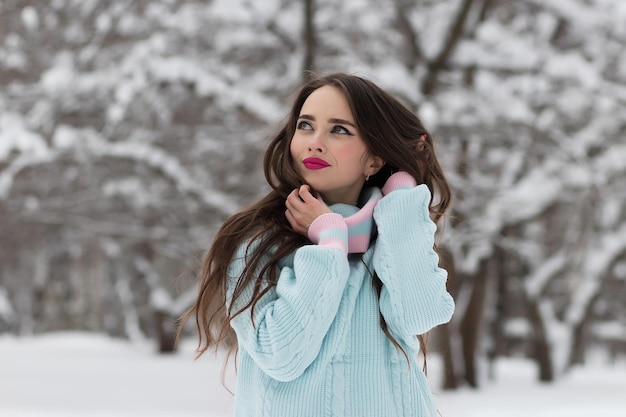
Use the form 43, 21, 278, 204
289, 85, 382, 205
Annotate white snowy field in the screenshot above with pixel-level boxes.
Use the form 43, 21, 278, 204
1, 332, 625, 417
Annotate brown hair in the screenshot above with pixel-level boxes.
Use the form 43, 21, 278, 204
178, 73, 451, 364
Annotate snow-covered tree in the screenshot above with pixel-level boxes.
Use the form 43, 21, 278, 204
1, 0, 624, 387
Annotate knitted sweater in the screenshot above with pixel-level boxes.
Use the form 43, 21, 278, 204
226, 177, 455, 417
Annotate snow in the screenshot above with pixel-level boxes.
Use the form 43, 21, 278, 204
50, 124, 239, 215
567, 224, 626, 325
594, 144, 626, 184
41, 52, 76, 94
524, 252, 567, 298
1, 332, 625, 417
593, 321, 626, 342
0, 113, 50, 160
0, 113, 56, 199
210, 0, 251, 20
524, 0, 609, 30
545, 52, 600, 89
20, 7, 39, 32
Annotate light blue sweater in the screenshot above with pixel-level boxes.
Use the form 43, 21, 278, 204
226, 184, 455, 417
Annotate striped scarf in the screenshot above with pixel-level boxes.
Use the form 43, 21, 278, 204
327, 187, 383, 253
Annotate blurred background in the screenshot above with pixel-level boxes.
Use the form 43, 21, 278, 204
1, 0, 625, 400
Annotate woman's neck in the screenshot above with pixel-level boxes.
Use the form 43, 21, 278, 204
319, 187, 362, 206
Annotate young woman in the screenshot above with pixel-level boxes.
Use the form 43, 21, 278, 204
182, 73, 455, 416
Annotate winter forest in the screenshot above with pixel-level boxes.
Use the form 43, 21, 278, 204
1, 0, 625, 395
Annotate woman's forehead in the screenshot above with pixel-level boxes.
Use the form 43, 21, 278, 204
299, 85, 354, 122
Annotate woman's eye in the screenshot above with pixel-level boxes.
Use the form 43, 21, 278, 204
332, 125, 352, 135
297, 121, 313, 130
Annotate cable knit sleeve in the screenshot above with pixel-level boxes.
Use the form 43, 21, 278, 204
372, 184, 455, 341
226, 219, 350, 382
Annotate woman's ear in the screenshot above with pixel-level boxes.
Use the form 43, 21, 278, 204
367, 155, 386, 176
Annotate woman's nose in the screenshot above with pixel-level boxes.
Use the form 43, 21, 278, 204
307, 133, 325, 152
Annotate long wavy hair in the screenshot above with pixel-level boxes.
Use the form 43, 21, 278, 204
178, 73, 451, 366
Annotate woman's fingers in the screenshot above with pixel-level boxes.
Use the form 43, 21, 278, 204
285, 208, 298, 230
285, 188, 308, 235
285, 208, 306, 235
298, 184, 312, 201
285, 185, 331, 236
286, 186, 313, 212
285, 189, 303, 212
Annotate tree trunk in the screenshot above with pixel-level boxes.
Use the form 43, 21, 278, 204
302, 0, 317, 80
487, 245, 510, 375
437, 247, 460, 390
526, 300, 554, 382
438, 323, 458, 390
155, 310, 177, 353
567, 289, 601, 368
459, 257, 489, 388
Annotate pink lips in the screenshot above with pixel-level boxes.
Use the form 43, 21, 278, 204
303, 157, 330, 170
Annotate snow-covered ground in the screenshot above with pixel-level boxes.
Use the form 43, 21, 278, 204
1, 332, 625, 417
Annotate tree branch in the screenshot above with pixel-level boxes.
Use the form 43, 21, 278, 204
422, 0, 477, 95
391, 0, 424, 72
302, 0, 317, 81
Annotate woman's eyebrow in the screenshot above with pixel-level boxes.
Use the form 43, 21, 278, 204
329, 118, 355, 127
298, 114, 356, 127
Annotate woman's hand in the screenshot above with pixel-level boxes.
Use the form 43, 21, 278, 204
285, 185, 331, 236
